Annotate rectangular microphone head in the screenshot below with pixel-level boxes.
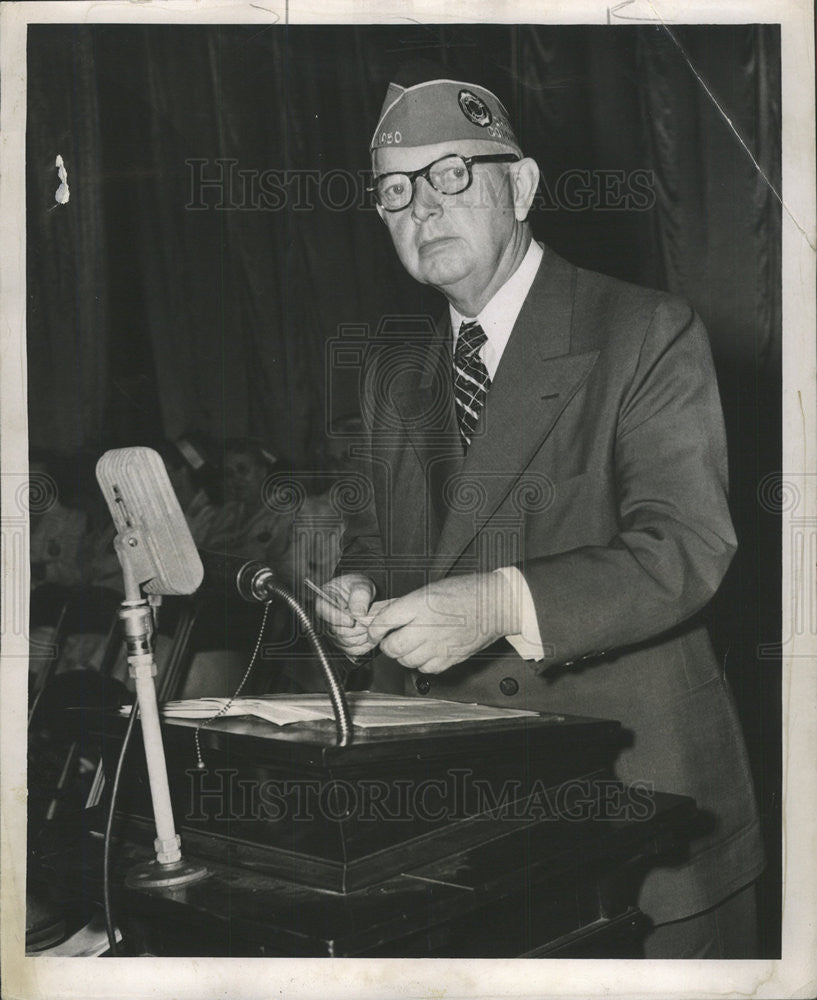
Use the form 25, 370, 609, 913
95, 446, 204, 596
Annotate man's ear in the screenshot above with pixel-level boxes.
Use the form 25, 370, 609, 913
371, 154, 386, 223
509, 157, 540, 221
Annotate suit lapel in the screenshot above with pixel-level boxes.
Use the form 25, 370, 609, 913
388, 314, 463, 551
434, 247, 599, 573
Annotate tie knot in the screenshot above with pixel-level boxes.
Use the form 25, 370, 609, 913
456, 320, 487, 360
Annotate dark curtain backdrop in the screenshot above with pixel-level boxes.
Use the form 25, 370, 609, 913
27, 24, 781, 454
26, 22, 781, 953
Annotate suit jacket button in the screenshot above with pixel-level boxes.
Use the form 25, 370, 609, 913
499, 676, 519, 696
415, 676, 431, 695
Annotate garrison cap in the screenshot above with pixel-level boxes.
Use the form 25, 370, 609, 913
370, 66, 521, 155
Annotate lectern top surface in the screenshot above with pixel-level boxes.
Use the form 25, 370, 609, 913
148, 692, 622, 767
160, 691, 540, 728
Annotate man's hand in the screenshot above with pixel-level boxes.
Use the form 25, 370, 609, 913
366, 572, 521, 674
313, 573, 378, 659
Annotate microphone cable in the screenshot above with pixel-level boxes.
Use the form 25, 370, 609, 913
191, 579, 353, 769
102, 697, 139, 956
193, 601, 272, 770
194, 552, 353, 755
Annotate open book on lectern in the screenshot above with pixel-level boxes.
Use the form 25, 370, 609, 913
157, 691, 539, 729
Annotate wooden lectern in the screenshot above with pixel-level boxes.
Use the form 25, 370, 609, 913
87, 694, 696, 957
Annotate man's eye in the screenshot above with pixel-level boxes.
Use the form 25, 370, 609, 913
382, 180, 406, 199
451, 165, 468, 180
436, 164, 467, 186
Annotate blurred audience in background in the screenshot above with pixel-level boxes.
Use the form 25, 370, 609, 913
205, 437, 287, 564
276, 467, 343, 589
160, 433, 221, 547
29, 448, 87, 593
27, 421, 370, 698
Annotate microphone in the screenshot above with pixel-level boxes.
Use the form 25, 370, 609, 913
197, 550, 276, 604
94, 446, 209, 893
198, 551, 353, 746
95, 447, 203, 595
97, 449, 353, 746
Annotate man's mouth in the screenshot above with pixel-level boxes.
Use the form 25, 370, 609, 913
418, 236, 456, 253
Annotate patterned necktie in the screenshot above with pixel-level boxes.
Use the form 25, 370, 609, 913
453, 320, 491, 449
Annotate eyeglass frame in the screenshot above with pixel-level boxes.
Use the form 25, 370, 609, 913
367, 152, 521, 212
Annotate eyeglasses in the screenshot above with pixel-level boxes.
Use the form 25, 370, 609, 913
368, 152, 521, 212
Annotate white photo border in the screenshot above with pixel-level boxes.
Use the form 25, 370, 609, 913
1, 1, 814, 998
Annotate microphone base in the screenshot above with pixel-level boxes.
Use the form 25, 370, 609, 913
125, 857, 209, 890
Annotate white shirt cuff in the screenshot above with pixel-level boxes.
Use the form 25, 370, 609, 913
494, 566, 546, 661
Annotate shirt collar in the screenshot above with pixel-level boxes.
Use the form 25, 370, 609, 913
450, 239, 544, 379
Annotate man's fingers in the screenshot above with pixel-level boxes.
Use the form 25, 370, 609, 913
416, 657, 446, 674
315, 597, 355, 629
318, 574, 377, 624
368, 598, 394, 617
388, 642, 434, 669
330, 628, 375, 657
343, 640, 376, 658
367, 597, 418, 644
347, 584, 375, 619
334, 621, 371, 640
379, 624, 428, 661
381, 634, 448, 672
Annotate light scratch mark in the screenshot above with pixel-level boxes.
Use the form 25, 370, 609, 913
400, 872, 475, 891
249, 3, 280, 20
609, 1, 814, 252
607, 0, 663, 24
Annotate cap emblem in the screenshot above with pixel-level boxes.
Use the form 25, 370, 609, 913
457, 89, 492, 127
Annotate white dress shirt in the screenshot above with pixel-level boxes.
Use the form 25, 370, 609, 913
449, 239, 545, 660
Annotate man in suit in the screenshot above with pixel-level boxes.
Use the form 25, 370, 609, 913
315, 70, 764, 957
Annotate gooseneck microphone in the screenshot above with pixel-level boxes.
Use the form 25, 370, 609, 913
198, 550, 352, 746
197, 550, 276, 603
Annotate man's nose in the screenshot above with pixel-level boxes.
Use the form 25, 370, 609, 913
411, 176, 443, 221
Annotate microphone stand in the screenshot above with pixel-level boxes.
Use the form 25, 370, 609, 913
115, 535, 208, 889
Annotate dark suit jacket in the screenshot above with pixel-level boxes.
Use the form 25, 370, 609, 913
342, 244, 764, 924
